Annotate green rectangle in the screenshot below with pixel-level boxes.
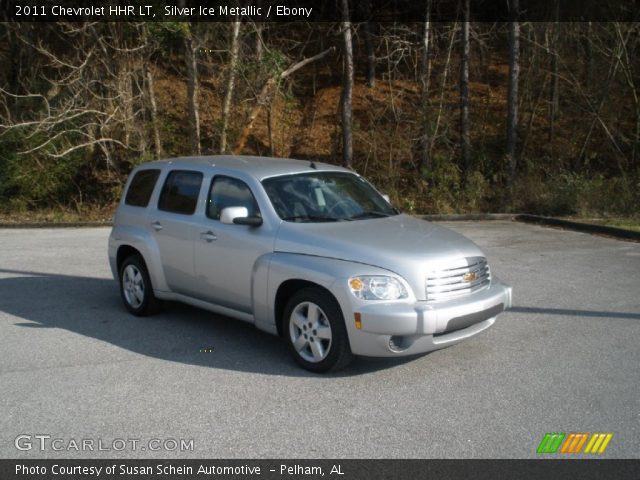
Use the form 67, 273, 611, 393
537, 433, 565, 454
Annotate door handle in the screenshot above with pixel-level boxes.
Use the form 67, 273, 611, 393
151, 221, 163, 231
200, 231, 217, 242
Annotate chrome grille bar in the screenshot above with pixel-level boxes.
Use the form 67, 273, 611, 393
426, 257, 491, 302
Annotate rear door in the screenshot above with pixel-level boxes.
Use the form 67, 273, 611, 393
150, 169, 204, 296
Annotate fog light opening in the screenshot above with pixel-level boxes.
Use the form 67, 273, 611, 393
389, 335, 408, 352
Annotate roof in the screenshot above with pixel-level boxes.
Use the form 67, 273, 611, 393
146, 155, 350, 180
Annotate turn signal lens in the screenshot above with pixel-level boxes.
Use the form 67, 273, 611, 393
349, 278, 365, 291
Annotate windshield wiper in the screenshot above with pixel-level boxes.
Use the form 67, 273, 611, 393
348, 210, 392, 220
282, 215, 344, 222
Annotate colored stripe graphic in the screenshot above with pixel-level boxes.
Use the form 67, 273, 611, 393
539, 433, 613, 454
537, 433, 566, 454
584, 433, 613, 454
560, 433, 589, 453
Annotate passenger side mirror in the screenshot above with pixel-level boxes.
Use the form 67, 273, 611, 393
220, 206, 263, 227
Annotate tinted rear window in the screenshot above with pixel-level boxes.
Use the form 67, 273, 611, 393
158, 170, 203, 215
124, 169, 160, 207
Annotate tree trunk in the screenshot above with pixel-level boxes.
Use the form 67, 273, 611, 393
185, 32, 200, 156
507, 0, 520, 184
419, 1, 432, 92
144, 63, 162, 159
255, 1, 264, 62
360, 1, 375, 88
220, 19, 241, 154
255, 24, 264, 62
417, 0, 432, 172
548, 1, 560, 146
460, 0, 471, 178
340, 0, 354, 168
586, 22, 593, 87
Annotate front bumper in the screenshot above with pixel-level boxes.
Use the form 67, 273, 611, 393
336, 279, 512, 357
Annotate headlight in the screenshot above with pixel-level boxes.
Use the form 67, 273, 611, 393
348, 276, 408, 300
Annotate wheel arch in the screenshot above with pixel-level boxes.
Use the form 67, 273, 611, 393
116, 245, 144, 273
274, 279, 337, 337
109, 224, 168, 292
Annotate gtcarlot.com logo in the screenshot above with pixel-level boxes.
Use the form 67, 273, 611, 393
537, 432, 613, 455
15, 435, 194, 452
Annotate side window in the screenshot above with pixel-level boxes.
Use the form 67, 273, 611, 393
124, 169, 160, 207
158, 170, 203, 215
207, 176, 260, 220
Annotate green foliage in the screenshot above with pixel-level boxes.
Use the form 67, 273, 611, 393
511, 173, 640, 217
262, 49, 289, 77
0, 130, 86, 210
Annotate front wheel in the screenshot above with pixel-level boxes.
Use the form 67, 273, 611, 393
283, 287, 354, 373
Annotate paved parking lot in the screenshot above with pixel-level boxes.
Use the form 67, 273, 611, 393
0, 221, 638, 458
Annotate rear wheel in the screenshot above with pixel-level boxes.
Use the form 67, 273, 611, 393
119, 254, 160, 316
283, 287, 354, 372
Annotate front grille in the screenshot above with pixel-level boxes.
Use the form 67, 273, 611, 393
426, 256, 490, 302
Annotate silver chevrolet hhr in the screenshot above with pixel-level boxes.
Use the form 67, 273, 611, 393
108, 156, 512, 372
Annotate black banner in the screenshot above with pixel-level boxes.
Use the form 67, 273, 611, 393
2, 460, 640, 480
0, 0, 638, 22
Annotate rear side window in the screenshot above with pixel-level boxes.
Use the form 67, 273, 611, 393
124, 169, 160, 207
158, 170, 203, 215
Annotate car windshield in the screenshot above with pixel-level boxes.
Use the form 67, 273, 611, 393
262, 171, 398, 222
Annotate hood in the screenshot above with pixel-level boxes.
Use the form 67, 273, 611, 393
274, 214, 486, 300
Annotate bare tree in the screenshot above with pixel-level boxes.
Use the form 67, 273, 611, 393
548, 1, 560, 146
144, 63, 162, 159
360, 0, 376, 88
232, 47, 335, 154
220, 19, 241, 154
416, 0, 432, 172
507, 0, 520, 183
615, 22, 640, 166
0, 22, 150, 169
577, 25, 627, 169
341, 0, 354, 168
184, 26, 200, 156
460, 0, 471, 178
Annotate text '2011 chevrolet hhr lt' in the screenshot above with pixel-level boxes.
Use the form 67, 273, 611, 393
108, 156, 512, 372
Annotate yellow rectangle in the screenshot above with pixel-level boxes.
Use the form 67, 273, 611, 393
598, 433, 613, 453
584, 434, 598, 453
591, 434, 606, 453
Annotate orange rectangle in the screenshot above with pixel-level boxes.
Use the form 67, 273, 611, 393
572, 433, 589, 453
560, 434, 575, 453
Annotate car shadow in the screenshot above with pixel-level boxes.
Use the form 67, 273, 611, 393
0, 268, 417, 377
509, 306, 640, 320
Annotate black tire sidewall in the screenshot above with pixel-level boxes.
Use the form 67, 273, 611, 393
283, 287, 353, 373
119, 254, 154, 316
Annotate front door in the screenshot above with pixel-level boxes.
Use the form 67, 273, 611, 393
193, 175, 273, 313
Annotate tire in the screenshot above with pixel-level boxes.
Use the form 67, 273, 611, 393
119, 254, 160, 316
283, 287, 354, 373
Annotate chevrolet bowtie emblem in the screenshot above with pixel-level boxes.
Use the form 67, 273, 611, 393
462, 271, 477, 283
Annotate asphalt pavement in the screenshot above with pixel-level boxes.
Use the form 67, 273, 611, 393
0, 221, 638, 458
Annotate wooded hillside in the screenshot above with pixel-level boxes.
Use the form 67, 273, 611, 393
1, 18, 638, 218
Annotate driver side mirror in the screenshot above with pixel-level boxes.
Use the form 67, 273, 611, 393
220, 206, 263, 227
382, 194, 391, 203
